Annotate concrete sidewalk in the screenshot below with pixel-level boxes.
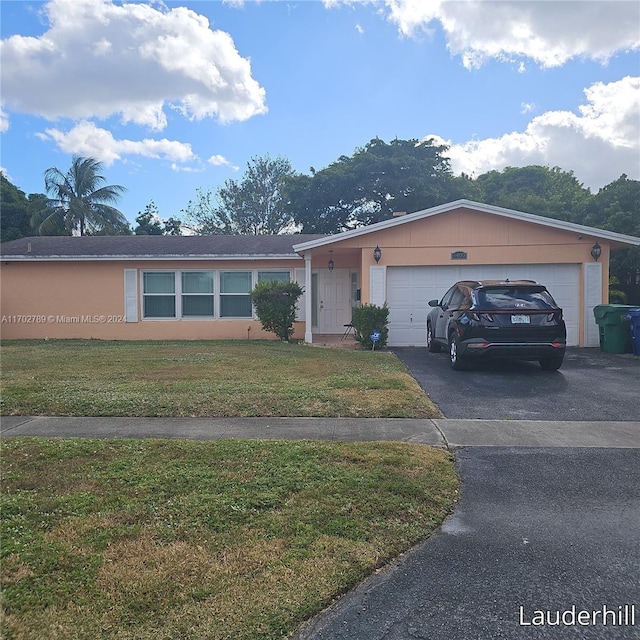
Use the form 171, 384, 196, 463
1, 415, 639, 448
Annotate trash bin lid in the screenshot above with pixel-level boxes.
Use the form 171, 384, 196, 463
594, 304, 636, 323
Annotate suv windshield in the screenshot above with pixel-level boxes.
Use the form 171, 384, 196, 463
476, 287, 557, 310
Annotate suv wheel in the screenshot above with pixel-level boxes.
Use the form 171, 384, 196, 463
427, 323, 440, 352
539, 356, 564, 371
449, 333, 466, 370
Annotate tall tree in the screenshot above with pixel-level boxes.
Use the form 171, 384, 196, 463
134, 201, 164, 235
184, 155, 296, 235
581, 174, 640, 235
31, 155, 128, 236
1, 174, 32, 241
283, 137, 457, 233
475, 166, 591, 222
162, 217, 183, 236
581, 175, 640, 304
134, 200, 183, 236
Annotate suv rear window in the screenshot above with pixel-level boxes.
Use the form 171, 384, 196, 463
476, 287, 557, 310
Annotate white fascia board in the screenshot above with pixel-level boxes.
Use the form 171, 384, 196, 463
292, 199, 640, 251
1, 254, 305, 262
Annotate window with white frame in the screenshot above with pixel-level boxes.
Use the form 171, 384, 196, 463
143, 270, 214, 319
220, 271, 253, 318
143, 271, 176, 318
258, 271, 290, 284
140, 269, 290, 319
182, 271, 214, 317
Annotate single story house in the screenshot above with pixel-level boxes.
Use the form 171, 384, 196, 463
2, 200, 639, 347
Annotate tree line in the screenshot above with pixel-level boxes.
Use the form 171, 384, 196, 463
1, 139, 639, 302
0, 156, 182, 241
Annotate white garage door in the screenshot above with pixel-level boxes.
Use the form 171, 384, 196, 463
386, 264, 580, 347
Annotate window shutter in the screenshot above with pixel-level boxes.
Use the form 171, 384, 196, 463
124, 269, 138, 322
294, 268, 306, 321
370, 266, 386, 307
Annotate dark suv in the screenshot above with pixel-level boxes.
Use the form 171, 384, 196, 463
426, 280, 566, 370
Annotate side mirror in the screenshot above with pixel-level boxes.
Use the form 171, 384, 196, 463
428, 299, 439, 307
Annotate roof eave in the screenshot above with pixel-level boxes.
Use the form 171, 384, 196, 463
1, 254, 304, 262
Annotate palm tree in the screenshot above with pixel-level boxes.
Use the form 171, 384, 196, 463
31, 156, 128, 235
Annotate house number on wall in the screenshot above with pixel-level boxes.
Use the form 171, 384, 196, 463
451, 251, 468, 260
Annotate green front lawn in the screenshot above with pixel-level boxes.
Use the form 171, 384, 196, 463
1, 438, 458, 640
0, 340, 439, 418
0, 340, 451, 639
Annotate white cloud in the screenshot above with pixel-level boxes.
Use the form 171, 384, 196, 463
38, 121, 197, 166
425, 77, 640, 190
208, 154, 239, 170
0, 107, 8, 133
0, 0, 267, 130
170, 163, 204, 173
327, 0, 640, 69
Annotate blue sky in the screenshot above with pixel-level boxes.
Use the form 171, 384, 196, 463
1, 0, 639, 229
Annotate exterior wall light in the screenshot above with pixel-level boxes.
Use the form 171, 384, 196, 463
591, 242, 602, 261
328, 250, 334, 272
373, 245, 382, 263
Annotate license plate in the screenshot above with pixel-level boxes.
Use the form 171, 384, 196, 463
511, 314, 530, 324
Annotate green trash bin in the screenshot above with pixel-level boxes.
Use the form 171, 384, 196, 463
593, 304, 635, 353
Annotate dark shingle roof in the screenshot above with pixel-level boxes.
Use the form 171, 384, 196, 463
0, 234, 327, 259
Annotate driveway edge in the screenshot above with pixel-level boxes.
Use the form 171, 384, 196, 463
434, 419, 640, 448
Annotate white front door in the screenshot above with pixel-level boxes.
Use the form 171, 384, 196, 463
317, 269, 351, 333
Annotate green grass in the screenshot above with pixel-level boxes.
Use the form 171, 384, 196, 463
1, 437, 458, 640
0, 340, 439, 418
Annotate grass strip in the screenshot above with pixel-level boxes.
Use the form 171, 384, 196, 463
1, 437, 457, 640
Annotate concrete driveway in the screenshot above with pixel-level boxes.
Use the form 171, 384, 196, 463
392, 347, 640, 421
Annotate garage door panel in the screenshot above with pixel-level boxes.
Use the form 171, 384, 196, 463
387, 265, 580, 347
388, 308, 411, 324
388, 308, 431, 326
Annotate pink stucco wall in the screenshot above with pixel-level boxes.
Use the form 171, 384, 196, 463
0, 259, 306, 340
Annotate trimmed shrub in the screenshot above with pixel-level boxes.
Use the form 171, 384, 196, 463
250, 280, 304, 341
351, 303, 389, 349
